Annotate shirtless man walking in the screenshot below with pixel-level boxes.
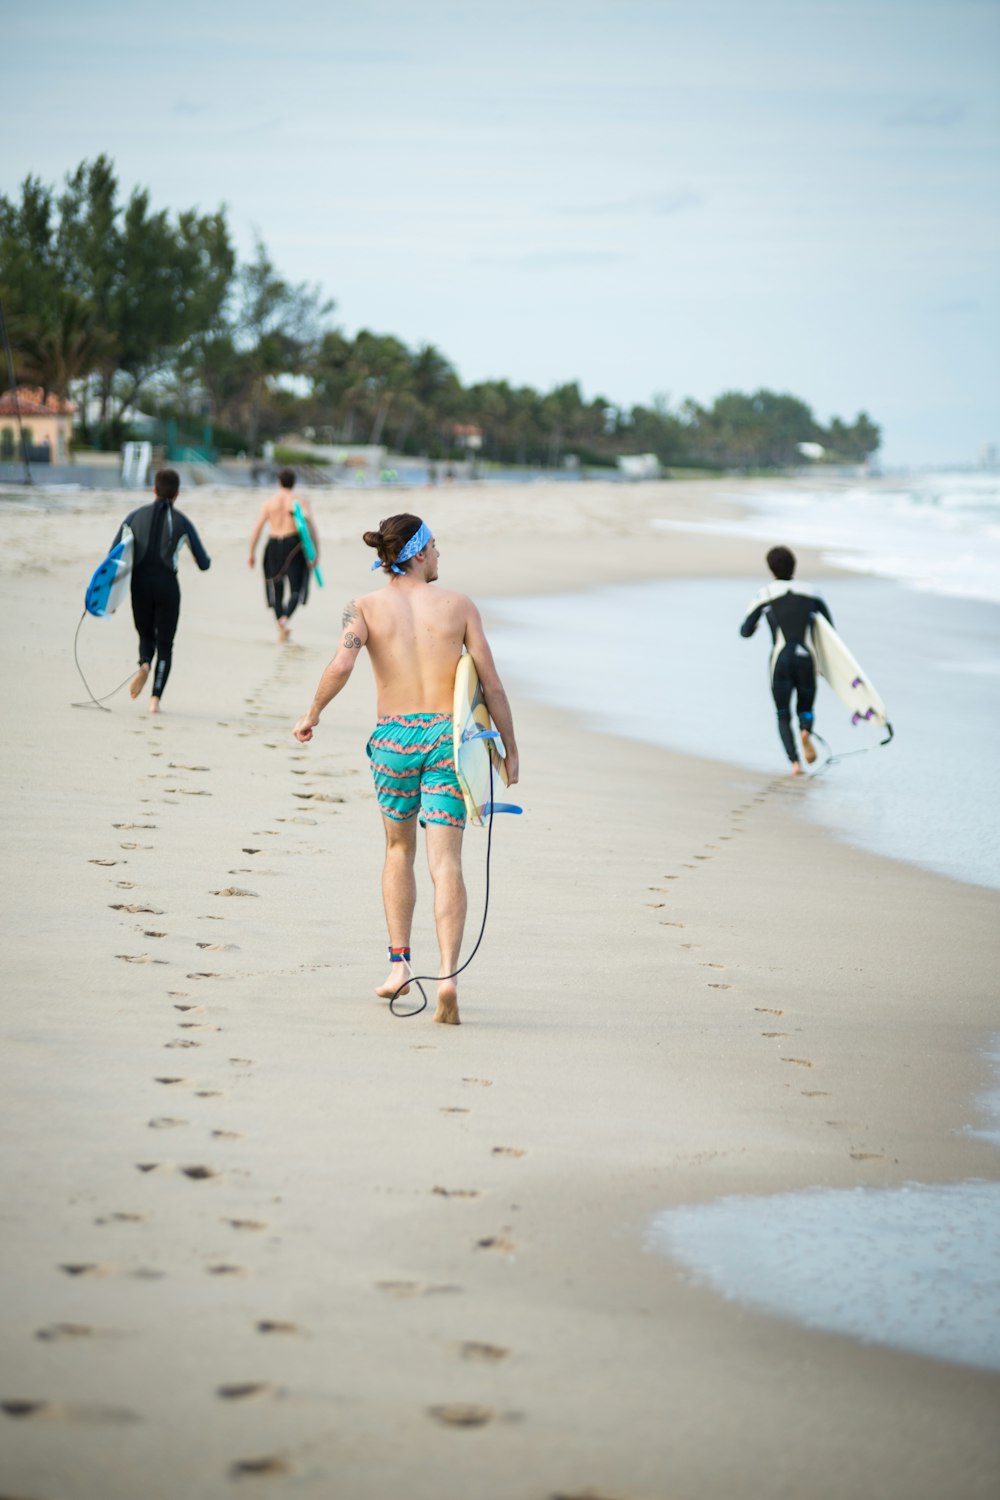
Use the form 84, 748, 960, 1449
247, 468, 320, 641
292, 514, 519, 1024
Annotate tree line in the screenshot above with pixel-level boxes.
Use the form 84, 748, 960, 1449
0, 158, 880, 468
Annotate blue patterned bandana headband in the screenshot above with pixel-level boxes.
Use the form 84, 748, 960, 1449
372, 520, 432, 574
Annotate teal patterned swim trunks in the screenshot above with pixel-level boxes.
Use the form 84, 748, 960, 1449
366, 713, 466, 829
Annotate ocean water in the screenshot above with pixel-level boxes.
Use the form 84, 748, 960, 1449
648, 1178, 1000, 1373
654, 469, 1000, 605
485, 575, 1000, 891
645, 1030, 1000, 1374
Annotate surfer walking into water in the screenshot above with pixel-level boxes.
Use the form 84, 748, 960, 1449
247, 468, 320, 642
292, 513, 519, 1024
111, 468, 211, 714
740, 546, 833, 775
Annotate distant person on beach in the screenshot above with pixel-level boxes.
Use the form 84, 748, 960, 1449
292, 513, 519, 1024
111, 468, 211, 714
740, 546, 833, 775
247, 468, 319, 642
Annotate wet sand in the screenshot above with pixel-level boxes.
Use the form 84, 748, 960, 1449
1, 479, 998, 1499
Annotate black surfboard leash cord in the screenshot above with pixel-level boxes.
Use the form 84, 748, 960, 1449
389, 756, 500, 1019
71, 610, 136, 712
810, 721, 894, 775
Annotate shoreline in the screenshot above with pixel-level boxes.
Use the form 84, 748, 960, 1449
2, 479, 998, 1499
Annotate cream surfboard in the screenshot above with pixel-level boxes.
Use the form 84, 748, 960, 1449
453, 653, 520, 826
809, 613, 892, 736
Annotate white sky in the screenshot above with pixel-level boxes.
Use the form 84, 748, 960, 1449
6, 0, 999, 465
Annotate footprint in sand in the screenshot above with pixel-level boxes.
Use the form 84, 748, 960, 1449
256, 1320, 301, 1335
154, 1077, 189, 1087
211, 888, 258, 898
432, 1186, 481, 1199
169, 763, 210, 772
109, 903, 163, 915
458, 1342, 509, 1362
115, 881, 138, 889
148, 1117, 188, 1129
211, 1129, 242, 1139
164, 1040, 201, 1049
463, 1078, 493, 1088
135, 1163, 172, 1175
206, 1265, 248, 1278
35, 1323, 98, 1342
194, 1090, 224, 1099
756, 1006, 784, 1016
230, 1457, 290, 1479
660, 920, 685, 928
94, 1212, 145, 1225
708, 982, 734, 990
701, 962, 725, 969
116, 954, 167, 966
113, 822, 157, 831
801, 1090, 831, 1098
119, 842, 152, 851
196, 942, 239, 952
441, 1107, 471, 1114
89, 858, 120, 866
551, 1491, 628, 1500
187, 972, 226, 981
224, 1219, 268, 1231
1, 1398, 139, 1424
59, 1263, 111, 1278
142, 930, 167, 939
178, 1022, 219, 1031
217, 1383, 274, 1401
428, 1404, 493, 1428
761, 1031, 791, 1039
475, 1235, 515, 1253
850, 1150, 885, 1161
782, 1057, 814, 1068
492, 1146, 526, 1158
681, 943, 703, 950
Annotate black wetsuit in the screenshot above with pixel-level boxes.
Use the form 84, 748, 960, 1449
111, 500, 211, 700
263, 534, 309, 622
740, 582, 833, 763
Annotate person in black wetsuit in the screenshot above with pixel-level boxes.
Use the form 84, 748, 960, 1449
740, 546, 833, 775
110, 468, 211, 713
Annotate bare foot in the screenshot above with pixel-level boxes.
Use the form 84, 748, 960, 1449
790, 760, 803, 776
149, 697, 161, 715
800, 729, 817, 764
434, 981, 460, 1025
277, 618, 290, 643
375, 961, 410, 1000
130, 664, 150, 699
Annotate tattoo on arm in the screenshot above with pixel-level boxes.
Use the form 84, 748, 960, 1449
342, 600, 357, 627
343, 632, 363, 650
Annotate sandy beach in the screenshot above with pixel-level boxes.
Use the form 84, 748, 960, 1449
1, 477, 998, 1500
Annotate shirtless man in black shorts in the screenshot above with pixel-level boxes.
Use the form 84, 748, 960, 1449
740, 546, 833, 775
247, 468, 320, 642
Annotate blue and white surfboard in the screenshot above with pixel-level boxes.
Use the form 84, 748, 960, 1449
85, 528, 134, 618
